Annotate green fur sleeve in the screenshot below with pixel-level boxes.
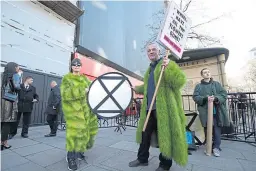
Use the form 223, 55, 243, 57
135, 84, 144, 94
60, 74, 86, 102
164, 61, 186, 90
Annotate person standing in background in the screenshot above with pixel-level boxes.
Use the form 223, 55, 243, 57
136, 99, 141, 117
1, 62, 22, 150
237, 92, 248, 124
44, 81, 61, 137
9, 76, 39, 139
193, 68, 230, 157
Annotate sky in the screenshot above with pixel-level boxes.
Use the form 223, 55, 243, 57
180, 0, 256, 78
79, 0, 256, 78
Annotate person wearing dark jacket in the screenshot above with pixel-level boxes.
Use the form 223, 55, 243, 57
44, 81, 61, 137
193, 68, 230, 157
1, 62, 22, 150
135, 99, 141, 117
237, 92, 247, 123
9, 76, 39, 138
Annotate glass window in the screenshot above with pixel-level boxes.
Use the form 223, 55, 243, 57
78, 1, 163, 76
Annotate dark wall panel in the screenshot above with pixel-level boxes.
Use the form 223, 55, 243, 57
1, 64, 63, 126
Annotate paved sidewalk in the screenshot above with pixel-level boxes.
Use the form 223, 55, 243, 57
1, 126, 256, 171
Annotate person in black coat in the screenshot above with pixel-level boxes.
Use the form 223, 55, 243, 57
44, 81, 61, 137
9, 76, 39, 138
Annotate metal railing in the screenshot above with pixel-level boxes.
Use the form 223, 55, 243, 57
58, 112, 139, 134
29, 92, 256, 144
224, 92, 256, 144
182, 92, 256, 144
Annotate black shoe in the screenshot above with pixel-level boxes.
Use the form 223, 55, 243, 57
156, 166, 170, 171
44, 133, 56, 137
129, 159, 148, 167
78, 153, 86, 161
1, 145, 12, 151
21, 134, 28, 138
67, 158, 78, 171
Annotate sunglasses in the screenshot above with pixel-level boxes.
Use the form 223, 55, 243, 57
72, 64, 81, 67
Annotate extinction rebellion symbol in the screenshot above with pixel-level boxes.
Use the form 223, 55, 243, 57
87, 72, 133, 118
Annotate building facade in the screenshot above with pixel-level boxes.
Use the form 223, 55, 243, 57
76, 1, 164, 77
1, 0, 83, 125
1, 0, 82, 76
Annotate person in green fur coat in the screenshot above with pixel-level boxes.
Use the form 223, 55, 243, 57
60, 58, 98, 171
129, 43, 188, 171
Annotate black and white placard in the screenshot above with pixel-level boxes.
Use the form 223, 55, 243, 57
87, 72, 133, 118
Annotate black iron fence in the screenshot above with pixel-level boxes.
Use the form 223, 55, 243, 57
225, 92, 256, 144
58, 112, 140, 134
43, 92, 256, 144
181, 92, 256, 144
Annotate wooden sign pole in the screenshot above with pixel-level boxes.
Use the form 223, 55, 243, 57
143, 50, 170, 131
205, 97, 214, 156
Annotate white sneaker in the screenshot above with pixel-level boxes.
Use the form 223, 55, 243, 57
213, 148, 220, 157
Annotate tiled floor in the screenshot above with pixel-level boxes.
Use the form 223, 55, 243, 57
1, 126, 256, 171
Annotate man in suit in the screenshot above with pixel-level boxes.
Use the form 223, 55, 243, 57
44, 81, 61, 137
9, 76, 39, 138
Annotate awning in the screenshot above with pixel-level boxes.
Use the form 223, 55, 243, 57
169, 47, 229, 63
38, 1, 84, 23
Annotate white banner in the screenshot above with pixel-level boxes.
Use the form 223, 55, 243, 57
158, 0, 192, 59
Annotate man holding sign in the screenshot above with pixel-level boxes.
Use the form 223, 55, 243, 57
129, 43, 188, 171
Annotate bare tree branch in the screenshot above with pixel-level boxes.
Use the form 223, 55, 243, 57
243, 63, 256, 91
183, 0, 192, 12
191, 14, 226, 29
142, 0, 223, 54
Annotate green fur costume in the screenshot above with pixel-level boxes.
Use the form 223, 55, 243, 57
61, 73, 98, 152
135, 60, 188, 166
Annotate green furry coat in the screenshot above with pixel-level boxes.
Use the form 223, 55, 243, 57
61, 73, 98, 152
135, 60, 188, 166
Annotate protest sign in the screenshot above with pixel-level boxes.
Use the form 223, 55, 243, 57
158, 0, 192, 59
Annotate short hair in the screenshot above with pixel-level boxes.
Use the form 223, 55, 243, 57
147, 42, 160, 50
200, 68, 208, 75
25, 76, 33, 81
51, 80, 57, 85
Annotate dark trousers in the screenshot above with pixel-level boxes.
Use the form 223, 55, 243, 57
137, 110, 172, 170
67, 151, 84, 159
1, 122, 10, 141
10, 112, 31, 136
204, 117, 221, 149
46, 114, 58, 134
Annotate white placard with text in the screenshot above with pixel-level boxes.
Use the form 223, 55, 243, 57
158, 1, 192, 59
